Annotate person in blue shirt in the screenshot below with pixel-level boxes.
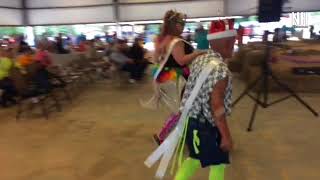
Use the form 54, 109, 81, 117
195, 24, 209, 50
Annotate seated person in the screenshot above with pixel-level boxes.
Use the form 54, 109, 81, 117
110, 39, 143, 82
33, 43, 65, 91
94, 37, 105, 50
16, 47, 34, 69
127, 38, 149, 80
0, 49, 14, 79
109, 39, 133, 66
75, 41, 87, 52
17, 47, 56, 94
35, 42, 52, 68
17, 35, 29, 53
0, 48, 16, 107
86, 40, 98, 60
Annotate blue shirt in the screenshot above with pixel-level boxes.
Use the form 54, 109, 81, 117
195, 30, 209, 50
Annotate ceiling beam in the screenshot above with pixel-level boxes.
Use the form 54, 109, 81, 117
114, 0, 120, 22
118, 0, 218, 6
21, 0, 216, 10
224, 0, 229, 16
0, 6, 21, 10
24, 3, 113, 10
21, 0, 29, 26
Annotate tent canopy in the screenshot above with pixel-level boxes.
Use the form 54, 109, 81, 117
0, 0, 319, 26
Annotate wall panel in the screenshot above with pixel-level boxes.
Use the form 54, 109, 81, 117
119, 0, 224, 21
0, 8, 23, 25
28, 6, 115, 25
0, 0, 22, 8
27, 0, 113, 8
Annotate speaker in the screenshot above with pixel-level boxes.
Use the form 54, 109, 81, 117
258, 0, 283, 22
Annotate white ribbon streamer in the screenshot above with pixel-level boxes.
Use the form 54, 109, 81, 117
153, 38, 181, 80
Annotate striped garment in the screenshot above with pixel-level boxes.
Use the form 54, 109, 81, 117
180, 51, 232, 126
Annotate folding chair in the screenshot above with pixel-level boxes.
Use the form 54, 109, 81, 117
10, 68, 60, 120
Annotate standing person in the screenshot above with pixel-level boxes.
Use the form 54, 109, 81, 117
273, 28, 281, 43
263, 30, 269, 42
194, 24, 209, 50
237, 25, 244, 46
154, 10, 204, 77
112, 32, 117, 44
105, 32, 110, 44
144, 19, 235, 180
309, 25, 316, 39
76, 33, 87, 46
56, 33, 69, 54
281, 25, 288, 41
248, 25, 254, 39
174, 19, 235, 180
142, 10, 205, 110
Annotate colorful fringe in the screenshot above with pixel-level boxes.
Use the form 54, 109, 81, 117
152, 65, 190, 83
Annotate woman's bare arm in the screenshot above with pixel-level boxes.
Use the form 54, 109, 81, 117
171, 41, 205, 66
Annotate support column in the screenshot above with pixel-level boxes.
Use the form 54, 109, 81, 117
224, 0, 229, 16
113, 0, 122, 38
116, 24, 122, 38
22, 0, 36, 46
132, 24, 135, 38
26, 26, 35, 46
21, 0, 29, 26
113, 0, 119, 22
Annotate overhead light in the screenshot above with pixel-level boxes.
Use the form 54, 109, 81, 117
96, 23, 117, 26
119, 20, 163, 25
186, 16, 243, 22
116, 16, 243, 25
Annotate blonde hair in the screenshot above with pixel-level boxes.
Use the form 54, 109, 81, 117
159, 10, 186, 40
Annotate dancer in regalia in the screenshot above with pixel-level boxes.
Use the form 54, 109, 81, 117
174, 19, 236, 180
141, 10, 205, 112
144, 19, 236, 180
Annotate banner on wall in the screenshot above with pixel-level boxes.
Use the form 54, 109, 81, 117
291, 12, 310, 28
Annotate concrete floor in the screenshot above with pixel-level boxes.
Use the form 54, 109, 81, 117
0, 76, 319, 180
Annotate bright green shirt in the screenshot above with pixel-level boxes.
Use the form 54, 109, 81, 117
0, 57, 13, 80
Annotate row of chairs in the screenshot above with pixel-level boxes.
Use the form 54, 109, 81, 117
9, 55, 104, 120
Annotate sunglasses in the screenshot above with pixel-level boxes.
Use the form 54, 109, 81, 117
177, 20, 186, 26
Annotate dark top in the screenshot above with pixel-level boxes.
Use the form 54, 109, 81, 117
56, 37, 64, 51
18, 41, 29, 53
165, 41, 194, 68
129, 44, 145, 62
